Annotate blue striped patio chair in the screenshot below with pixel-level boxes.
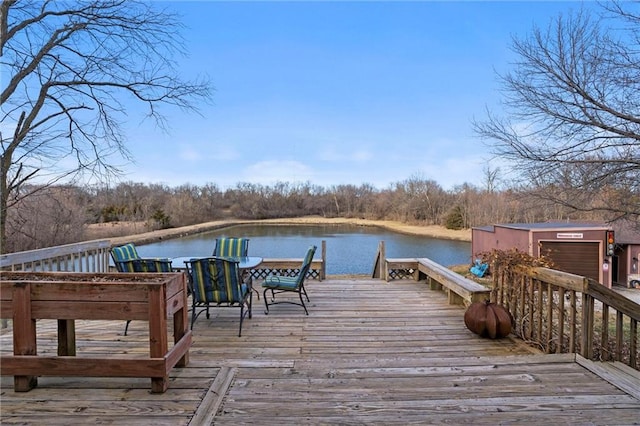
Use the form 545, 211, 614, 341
110, 243, 141, 266
262, 245, 316, 315
185, 257, 252, 337
109, 243, 173, 335
110, 242, 173, 272
212, 237, 250, 257
213, 237, 258, 299
114, 258, 173, 273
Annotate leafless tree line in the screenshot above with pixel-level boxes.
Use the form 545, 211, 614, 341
4, 174, 624, 253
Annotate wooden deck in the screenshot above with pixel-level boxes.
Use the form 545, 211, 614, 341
2, 277, 639, 425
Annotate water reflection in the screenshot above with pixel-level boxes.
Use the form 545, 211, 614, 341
139, 224, 471, 275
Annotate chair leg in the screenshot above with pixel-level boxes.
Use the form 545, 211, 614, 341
124, 320, 132, 336
239, 292, 253, 337
298, 290, 309, 315
243, 272, 260, 300
300, 283, 310, 302
262, 287, 309, 315
190, 304, 197, 330
263, 288, 270, 314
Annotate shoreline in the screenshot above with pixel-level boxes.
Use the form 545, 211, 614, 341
101, 216, 471, 247
258, 217, 472, 241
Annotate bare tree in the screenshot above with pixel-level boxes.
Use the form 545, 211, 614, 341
0, 0, 212, 251
473, 2, 640, 223
482, 166, 500, 194
391, 176, 449, 225
5, 184, 89, 252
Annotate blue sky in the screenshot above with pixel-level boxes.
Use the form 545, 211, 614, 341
122, 1, 589, 191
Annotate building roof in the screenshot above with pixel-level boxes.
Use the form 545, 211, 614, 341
473, 221, 608, 232
499, 221, 609, 231
473, 221, 640, 244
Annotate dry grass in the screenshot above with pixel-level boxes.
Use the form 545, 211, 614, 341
84, 221, 149, 239
84, 217, 472, 243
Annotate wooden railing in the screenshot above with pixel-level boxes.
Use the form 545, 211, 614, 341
0, 240, 112, 328
376, 241, 639, 371
0, 240, 111, 273
493, 264, 640, 371
1, 239, 327, 279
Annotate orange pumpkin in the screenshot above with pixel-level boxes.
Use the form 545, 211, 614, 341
464, 300, 512, 339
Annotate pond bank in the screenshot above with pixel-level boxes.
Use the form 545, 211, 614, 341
103, 216, 472, 247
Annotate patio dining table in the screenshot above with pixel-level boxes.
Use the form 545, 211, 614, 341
170, 256, 263, 271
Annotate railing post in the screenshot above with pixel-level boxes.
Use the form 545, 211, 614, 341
581, 290, 595, 360
321, 240, 326, 280
102, 249, 110, 273
379, 241, 386, 281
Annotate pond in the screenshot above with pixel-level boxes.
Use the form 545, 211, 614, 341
138, 223, 472, 275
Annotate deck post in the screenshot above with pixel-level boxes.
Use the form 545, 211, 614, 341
581, 291, 595, 359
379, 241, 386, 281
57, 320, 76, 356
12, 282, 37, 391
321, 240, 327, 280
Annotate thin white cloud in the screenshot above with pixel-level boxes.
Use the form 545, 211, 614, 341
419, 156, 486, 189
178, 144, 239, 162
243, 160, 315, 185
318, 145, 374, 163
318, 146, 342, 162
352, 149, 373, 162
179, 147, 200, 162
209, 144, 240, 161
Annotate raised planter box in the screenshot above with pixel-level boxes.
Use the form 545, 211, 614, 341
0, 271, 191, 393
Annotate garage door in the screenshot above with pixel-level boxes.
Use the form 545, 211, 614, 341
540, 241, 600, 281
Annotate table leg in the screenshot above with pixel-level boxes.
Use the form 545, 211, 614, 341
241, 269, 259, 300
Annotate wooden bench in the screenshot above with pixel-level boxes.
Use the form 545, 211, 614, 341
385, 258, 491, 305
0, 271, 192, 393
417, 258, 491, 305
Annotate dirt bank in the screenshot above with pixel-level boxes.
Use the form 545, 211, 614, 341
259, 217, 472, 241
91, 216, 471, 247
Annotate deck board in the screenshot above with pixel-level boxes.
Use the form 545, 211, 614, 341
2, 278, 639, 425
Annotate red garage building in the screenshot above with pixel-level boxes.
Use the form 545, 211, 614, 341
472, 221, 640, 289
